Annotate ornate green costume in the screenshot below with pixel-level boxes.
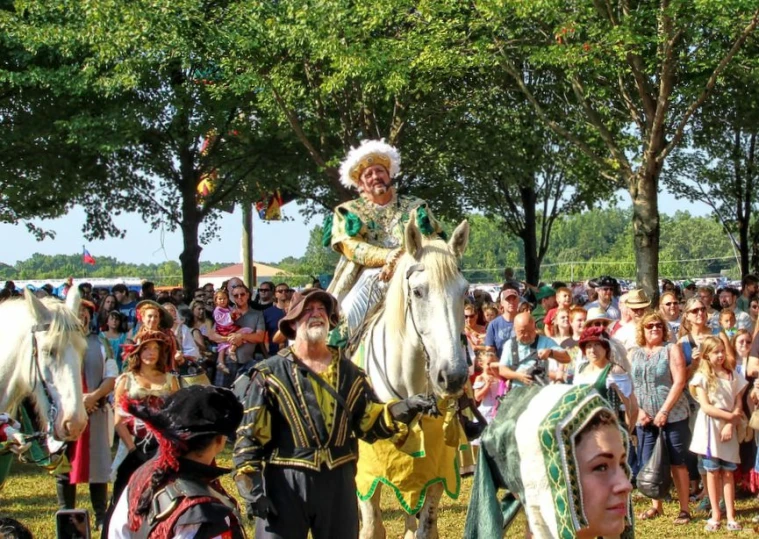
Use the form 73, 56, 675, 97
325, 189, 443, 340
464, 384, 634, 539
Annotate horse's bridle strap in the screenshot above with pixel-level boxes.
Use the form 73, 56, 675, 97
31, 323, 51, 333
405, 263, 425, 279
29, 323, 58, 438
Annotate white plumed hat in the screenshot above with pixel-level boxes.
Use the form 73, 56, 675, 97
339, 139, 401, 189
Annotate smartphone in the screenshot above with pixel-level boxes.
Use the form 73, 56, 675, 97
55, 509, 91, 539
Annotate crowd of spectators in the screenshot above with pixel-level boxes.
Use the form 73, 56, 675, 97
464, 271, 759, 531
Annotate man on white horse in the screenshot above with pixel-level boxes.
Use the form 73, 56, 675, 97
325, 139, 445, 340
233, 288, 436, 539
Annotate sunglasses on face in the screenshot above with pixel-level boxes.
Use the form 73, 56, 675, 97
644, 323, 663, 330
662, 302, 677, 307
689, 307, 707, 314
275, 289, 288, 293
464, 314, 476, 319
258, 288, 272, 293
587, 321, 608, 328
232, 293, 248, 299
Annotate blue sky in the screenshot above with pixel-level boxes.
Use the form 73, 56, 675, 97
0, 189, 709, 266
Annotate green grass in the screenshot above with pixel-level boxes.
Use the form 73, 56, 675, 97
3, 453, 759, 537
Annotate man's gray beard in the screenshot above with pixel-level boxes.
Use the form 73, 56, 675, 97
297, 321, 329, 343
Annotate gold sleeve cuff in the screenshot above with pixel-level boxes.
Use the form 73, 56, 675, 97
335, 238, 392, 267
359, 400, 387, 433
359, 399, 410, 444
235, 465, 261, 476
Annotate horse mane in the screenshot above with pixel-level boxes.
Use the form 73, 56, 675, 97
384, 237, 460, 339
43, 299, 87, 357
0, 297, 86, 361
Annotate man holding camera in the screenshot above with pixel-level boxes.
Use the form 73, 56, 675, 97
489, 312, 569, 389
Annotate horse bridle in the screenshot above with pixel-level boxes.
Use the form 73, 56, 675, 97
368, 263, 434, 401
28, 323, 59, 438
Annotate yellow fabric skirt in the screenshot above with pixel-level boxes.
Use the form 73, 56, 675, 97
356, 413, 464, 514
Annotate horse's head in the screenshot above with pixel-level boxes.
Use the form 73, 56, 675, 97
21, 290, 88, 441
387, 215, 470, 397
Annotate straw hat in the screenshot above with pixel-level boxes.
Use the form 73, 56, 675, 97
583, 307, 614, 327
624, 289, 651, 309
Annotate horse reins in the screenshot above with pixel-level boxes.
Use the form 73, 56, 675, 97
403, 263, 434, 398
28, 323, 59, 438
366, 263, 435, 400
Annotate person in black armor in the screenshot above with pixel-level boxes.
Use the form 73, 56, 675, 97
106, 385, 244, 539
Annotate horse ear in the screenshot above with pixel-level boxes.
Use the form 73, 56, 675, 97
448, 220, 470, 258
26, 290, 51, 321
405, 213, 423, 260
65, 288, 81, 315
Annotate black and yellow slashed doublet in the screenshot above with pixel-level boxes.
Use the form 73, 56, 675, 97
233, 346, 399, 475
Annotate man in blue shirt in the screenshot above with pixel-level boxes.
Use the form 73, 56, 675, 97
263, 282, 289, 356
493, 312, 569, 389
484, 285, 520, 363
112, 284, 137, 330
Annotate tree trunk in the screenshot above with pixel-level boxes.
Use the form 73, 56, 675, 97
751, 220, 759, 276
180, 216, 202, 293
630, 168, 660, 299
179, 175, 202, 293
519, 185, 540, 285
739, 214, 750, 277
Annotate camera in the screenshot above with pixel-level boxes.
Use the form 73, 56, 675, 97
55, 510, 90, 539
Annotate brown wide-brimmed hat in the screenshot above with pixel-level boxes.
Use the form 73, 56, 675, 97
278, 288, 339, 340
136, 300, 174, 329
122, 329, 175, 360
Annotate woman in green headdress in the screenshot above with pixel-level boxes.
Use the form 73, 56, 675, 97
465, 384, 634, 539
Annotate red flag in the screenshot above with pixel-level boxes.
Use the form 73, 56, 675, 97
82, 247, 96, 266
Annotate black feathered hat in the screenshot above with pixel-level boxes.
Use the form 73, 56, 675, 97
127, 385, 243, 442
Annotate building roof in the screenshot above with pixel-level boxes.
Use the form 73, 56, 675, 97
199, 262, 285, 279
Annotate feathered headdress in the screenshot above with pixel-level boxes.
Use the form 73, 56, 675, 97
339, 139, 401, 189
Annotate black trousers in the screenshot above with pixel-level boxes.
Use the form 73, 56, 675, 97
56, 474, 108, 525
256, 463, 358, 539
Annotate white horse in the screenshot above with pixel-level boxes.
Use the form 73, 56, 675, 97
0, 290, 88, 442
355, 217, 470, 539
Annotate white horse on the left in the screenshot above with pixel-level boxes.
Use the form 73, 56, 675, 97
0, 290, 88, 442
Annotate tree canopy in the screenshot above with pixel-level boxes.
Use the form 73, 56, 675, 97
2, 0, 758, 291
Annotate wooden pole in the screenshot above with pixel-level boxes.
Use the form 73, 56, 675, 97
242, 204, 254, 288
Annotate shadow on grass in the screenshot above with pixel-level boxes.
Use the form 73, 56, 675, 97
4, 462, 49, 478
